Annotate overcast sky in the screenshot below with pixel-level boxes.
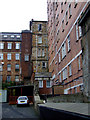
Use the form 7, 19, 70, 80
0, 0, 47, 32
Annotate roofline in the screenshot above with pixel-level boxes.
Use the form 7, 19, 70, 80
1, 32, 21, 34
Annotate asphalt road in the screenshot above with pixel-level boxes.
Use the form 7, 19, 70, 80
2, 103, 40, 120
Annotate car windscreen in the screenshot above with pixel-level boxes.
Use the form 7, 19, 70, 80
18, 97, 27, 100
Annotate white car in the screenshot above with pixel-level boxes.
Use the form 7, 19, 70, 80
17, 96, 29, 106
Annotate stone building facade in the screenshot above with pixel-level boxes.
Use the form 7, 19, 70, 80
47, 1, 89, 94
21, 30, 32, 85
30, 20, 52, 95
79, 4, 90, 97
0, 32, 22, 84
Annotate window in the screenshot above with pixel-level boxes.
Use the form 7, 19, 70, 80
39, 80, 43, 88
3, 35, 7, 38
0, 43, 4, 49
11, 35, 14, 38
59, 52, 61, 63
0, 64, 3, 71
0, 53, 3, 60
42, 49, 45, 56
15, 75, 19, 82
7, 64, 11, 71
62, 43, 66, 59
38, 48, 41, 57
42, 62, 46, 68
61, 2, 63, 13
38, 36, 42, 43
25, 54, 29, 61
15, 64, 19, 71
8, 43, 12, 49
69, 4, 72, 18
63, 68, 67, 80
69, 64, 72, 76
76, 23, 79, 41
78, 56, 81, 70
16, 35, 20, 38
7, 53, 11, 60
80, 85, 83, 91
46, 80, 51, 88
59, 73, 62, 82
67, 35, 71, 52
74, 0, 78, 8
62, 20, 64, 32
38, 24, 42, 31
66, 11, 68, 25
74, 87, 77, 93
16, 43, 20, 49
7, 75, 11, 82
79, 26, 82, 38
15, 53, 19, 60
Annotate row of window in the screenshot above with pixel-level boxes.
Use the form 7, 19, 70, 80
39, 80, 51, 88
0, 42, 20, 49
57, 56, 81, 83
3, 35, 20, 38
0, 53, 20, 60
0, 64, 20, 72
0, 75, 19, 82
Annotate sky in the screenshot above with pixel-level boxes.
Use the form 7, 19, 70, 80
0, 0, 47, 32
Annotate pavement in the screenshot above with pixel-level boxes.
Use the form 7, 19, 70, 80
38, 102, 90, 116
2, 103, 40, 119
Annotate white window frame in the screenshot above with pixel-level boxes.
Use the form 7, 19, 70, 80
59, 73, 62, 82
79, 26, 82, 38
69, 64, 72, 76
78, 56, 81, 70
0, 53, 3, 60
15, 53, 20, 60
8, 43, 12, 49
59, 52, 61, 63
63, 68, 67, 80
15, 64, 19, 71
0, 43, 4, 49
62, 43, 66, 59
39, 80, 43, 88
38, 48, 41, 57
25, 54, 29, 61
76, 23, 79, 41
38, 36, 42, 44
42, 49, 45, 57
7, 64, 11, 71
7, 53, 11, 60
67, 35, 71, 52
15, 75, 19, 82
16, 43, 20, 49
46, 80, 51, 88
38, 24, 42, 31
42, 62, 47, 68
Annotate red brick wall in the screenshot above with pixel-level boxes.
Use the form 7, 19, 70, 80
47, 2, 86, 94
21, 31, 32, 81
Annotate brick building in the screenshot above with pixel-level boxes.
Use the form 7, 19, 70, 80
0, 32, 22, 84
79, 4, 90, 97
47, 1, 89, 94
30, 19, 52, 95
21, 30, 32, 85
